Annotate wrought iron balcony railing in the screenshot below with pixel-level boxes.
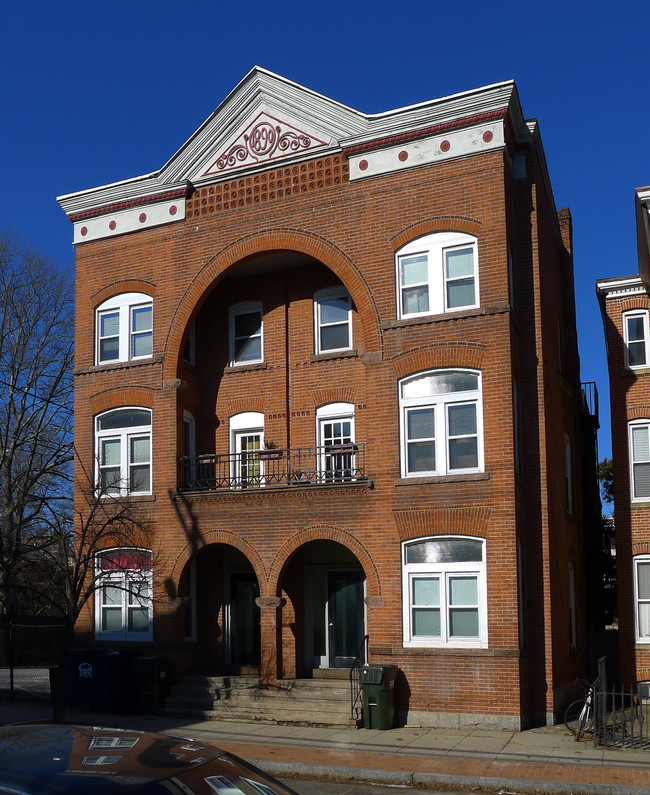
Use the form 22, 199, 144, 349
180, 443, 367, 493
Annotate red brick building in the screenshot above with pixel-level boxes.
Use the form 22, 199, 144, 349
59, 68, 594, 728
597, 186, 650, 688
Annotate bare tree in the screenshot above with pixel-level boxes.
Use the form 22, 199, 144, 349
0, 233, 74, 635
0, 233, 154, 720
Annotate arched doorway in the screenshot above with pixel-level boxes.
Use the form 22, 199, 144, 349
181, 544, 261, 673
282, 540, 366, 674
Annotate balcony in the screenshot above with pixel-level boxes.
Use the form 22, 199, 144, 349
179, 443, 368, 493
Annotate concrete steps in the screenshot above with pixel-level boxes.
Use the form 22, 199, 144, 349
163, 674, 359, 728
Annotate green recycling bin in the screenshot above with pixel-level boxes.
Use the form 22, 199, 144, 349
360, 664, 398, 729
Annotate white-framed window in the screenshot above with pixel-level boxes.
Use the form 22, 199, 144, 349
568, 563, 576, 648
95, 408, 152, 496
95, 548, 153, 641
396, 232, 479, 319
317, 402, 355, 482
564, 433, 573, 514
402, 536, 487, 648
96, 292, 153, 365
399, 369, 483, 478
629, 420, 650, 501
314, 286, 352, 354
229, 301, 263, 365
230, 411, 264, 488
624, 311, 650, 369
635, 556, 650, 642
183, 322, 196, 365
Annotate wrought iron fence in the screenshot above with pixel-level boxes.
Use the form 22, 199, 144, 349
595, 685, 650, 747
181, 444, 368, 492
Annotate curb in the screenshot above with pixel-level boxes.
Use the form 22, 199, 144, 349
254, 760, 650, 795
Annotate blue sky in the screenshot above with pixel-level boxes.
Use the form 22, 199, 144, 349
2, 1, 649, 460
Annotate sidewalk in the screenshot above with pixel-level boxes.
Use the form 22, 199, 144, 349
2, 700, 650, 794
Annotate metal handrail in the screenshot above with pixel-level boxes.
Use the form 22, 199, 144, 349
180, 443, 367, 492
349, 634, 369, 721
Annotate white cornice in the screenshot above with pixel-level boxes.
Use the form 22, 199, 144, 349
596, 275, 647, 299
57, 68, 527, 241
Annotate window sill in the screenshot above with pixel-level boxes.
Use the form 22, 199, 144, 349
383, 304, 509, 331
224, 361, 268, 373
370, 645, 517, 658
100, 493, 156, 502
631, 499, 650, 507
75, 356, 161, 376
621, 367, 650, 376
395, 473, 489, 486
310, 349, 358, 363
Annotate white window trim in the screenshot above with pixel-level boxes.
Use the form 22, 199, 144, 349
624, 310, 650, 370
629, 420, 650, 502
94, 548, 153, 642
229, 301, 263, 366
95, 408, 152, 496
230, 411, 264, 488
95, 292, 153, 365
564, 433, 573, 514
399, 369, 484, 478
314, 286, 353, 354
635, 556, 650, 643
401, 536, 488, 649
316, 402, 356, 482
396, 232, 479, 319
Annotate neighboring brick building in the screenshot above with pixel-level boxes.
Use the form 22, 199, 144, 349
58, 68, 596, 729
597, 185, 650, 688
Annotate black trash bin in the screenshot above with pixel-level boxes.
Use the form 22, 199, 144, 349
360, 664, 398, 729
134, 656, 170, 713
67, 649, 136, 711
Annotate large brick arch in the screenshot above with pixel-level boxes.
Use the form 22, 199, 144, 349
89, 386, 156, 415
391, 342, 486, 380
163, 229, 382, 378
390, 216, 482, 252
268, 524, 380, 597
91, 279, 156, 308
168, 530, 268, 594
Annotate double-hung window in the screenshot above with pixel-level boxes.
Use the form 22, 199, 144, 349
230, 302, 263, 365
402, 536, 487, 647
630, 420, 650, 501
624, 311, 650, 369
635, 557, 650, 642
95, 548, 153, 641
95, 408, 152, 495
314, 287, 352, 354
396, 232, 478, 319
399, 369, 483, 477
96, 293, 153, 364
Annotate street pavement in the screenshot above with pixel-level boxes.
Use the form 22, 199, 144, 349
2, 700, 650, 794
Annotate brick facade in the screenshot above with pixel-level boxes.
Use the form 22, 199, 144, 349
60, 68, 593, 729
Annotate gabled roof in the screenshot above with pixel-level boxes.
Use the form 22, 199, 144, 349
57, 67, 526, 240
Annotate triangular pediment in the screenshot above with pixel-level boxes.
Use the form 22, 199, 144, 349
160, 67, 370, 185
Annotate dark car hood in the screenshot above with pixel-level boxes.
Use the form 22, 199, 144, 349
0, 725, 296, 794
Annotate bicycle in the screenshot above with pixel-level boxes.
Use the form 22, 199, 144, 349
564, 678, 598, 740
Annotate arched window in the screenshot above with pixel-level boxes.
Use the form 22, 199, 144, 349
95, 408, 152, 495
396, 231, 479, 319
399, 369, 483, 477
402, 536, 487, 648
95, 292, 152, 364
95, 548, 153, 641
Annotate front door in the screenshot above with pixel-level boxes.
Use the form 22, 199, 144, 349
228, 572, 261, 667
327, 570, 365, 668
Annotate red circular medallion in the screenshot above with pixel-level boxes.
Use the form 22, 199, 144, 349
440, 140, 451, 153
